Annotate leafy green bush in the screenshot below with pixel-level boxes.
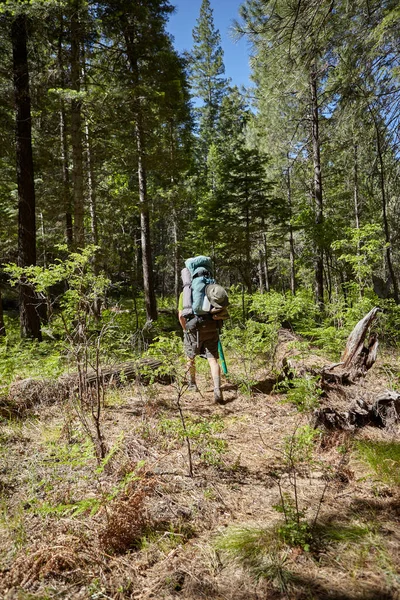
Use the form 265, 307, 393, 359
224, 285, 253, 323
300, 325, 348, 360
145, 333, 186, 381
275, 375, 323, 412
283, 425, 322, 466
249, 289, 318, 330
221, 320, 279, 394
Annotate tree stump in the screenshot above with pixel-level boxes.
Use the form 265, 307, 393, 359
273, 308, 399, 431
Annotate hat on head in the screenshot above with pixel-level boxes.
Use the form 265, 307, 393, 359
206, 284, 229, 309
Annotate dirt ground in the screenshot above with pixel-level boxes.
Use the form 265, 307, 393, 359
0, 352, 399, 600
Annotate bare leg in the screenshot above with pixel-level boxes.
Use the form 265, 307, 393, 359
187, 357, 198, 390
207, 356, 220, 382
207, 356, 223, 403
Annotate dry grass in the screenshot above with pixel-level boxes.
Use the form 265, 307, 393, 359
0, 351, 400, 599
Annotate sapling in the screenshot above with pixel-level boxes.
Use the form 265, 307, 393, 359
145, 334, 195, 476
6, 246, 111, 461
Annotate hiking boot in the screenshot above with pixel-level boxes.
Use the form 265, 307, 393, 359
214, 387, 224, 404
188, 382, 199, 392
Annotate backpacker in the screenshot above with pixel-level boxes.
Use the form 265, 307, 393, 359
181, 256, 229, 327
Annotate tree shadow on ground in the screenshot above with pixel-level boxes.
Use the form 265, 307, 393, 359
348, 495, 400, 519
182, 572, 396, 600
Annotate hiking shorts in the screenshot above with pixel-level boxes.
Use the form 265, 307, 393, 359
183, 319, 219, 360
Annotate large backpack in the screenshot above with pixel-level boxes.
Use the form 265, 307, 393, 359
181, 256, 229, 322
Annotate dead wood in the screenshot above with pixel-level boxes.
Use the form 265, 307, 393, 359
338, 307, 381, 379
272, 309, 400, 431
314, 391, 400, 431
4, 358, 168, 414
273, 309, 381, 385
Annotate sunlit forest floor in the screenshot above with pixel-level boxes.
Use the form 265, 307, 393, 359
1, 336, 400, 600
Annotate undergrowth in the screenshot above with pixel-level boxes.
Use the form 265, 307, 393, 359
356, 440, 400, 486
274, 374, 323, 412
157, 414, 227, 466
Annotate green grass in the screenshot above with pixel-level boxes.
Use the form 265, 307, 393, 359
314, 522, 371, 543
0, 321, 65, 392
355, 440, 400, 486
215, 525, 293, 591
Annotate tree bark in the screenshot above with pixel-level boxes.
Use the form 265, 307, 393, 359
12, 13, 41, 340
310, 64, 324, 310
70, 0, 85, 249
136, 120, 158, 321
375, 122, 399, 304
262, 230, 270, 293
258, 249, 264, 294
172, 210, 180, 307
353, 141, 363, 296
84, 119, 98, 247
287, 163, 296, 295
122, 24, 157, 322
58, 17, 73, 248
0, 288, 5, 337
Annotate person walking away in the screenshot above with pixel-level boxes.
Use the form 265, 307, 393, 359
178, 283, 228, 404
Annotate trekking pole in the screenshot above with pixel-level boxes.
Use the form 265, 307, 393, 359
218, 339, 228, 376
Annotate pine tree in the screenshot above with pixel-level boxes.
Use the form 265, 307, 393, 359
238, 0, 338, 307
195, 87, 273, 289
190, 0, 227, 165
97, 0, 177, 322
11, 10, 42, 339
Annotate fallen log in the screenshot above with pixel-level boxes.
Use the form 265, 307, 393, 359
84, 358, 166, 386
3, 358, 168, 414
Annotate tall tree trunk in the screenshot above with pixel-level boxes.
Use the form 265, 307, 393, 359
262, 229, 270, 293
58, 18, 73, 248
123, 26, 157, 322
244, 164, 252, 293
374, 121, 399, 304
71, 0, 85, 249
353, 141, 363, 297
60, 107, 73, 248
82, 47, 98, 251
287, 162, 296, 295
84, 119, 98, 247
325, 250, 333, 302
310, 64, 324, 310
136, 120, 157, 321
169, 121, 180, 308
0, 288, 5, 337
258, 249, 264, 293
173, 210, 180, 307
12, 14, 41, 340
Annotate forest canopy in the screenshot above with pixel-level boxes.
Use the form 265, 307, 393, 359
0, 0, 400, 335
